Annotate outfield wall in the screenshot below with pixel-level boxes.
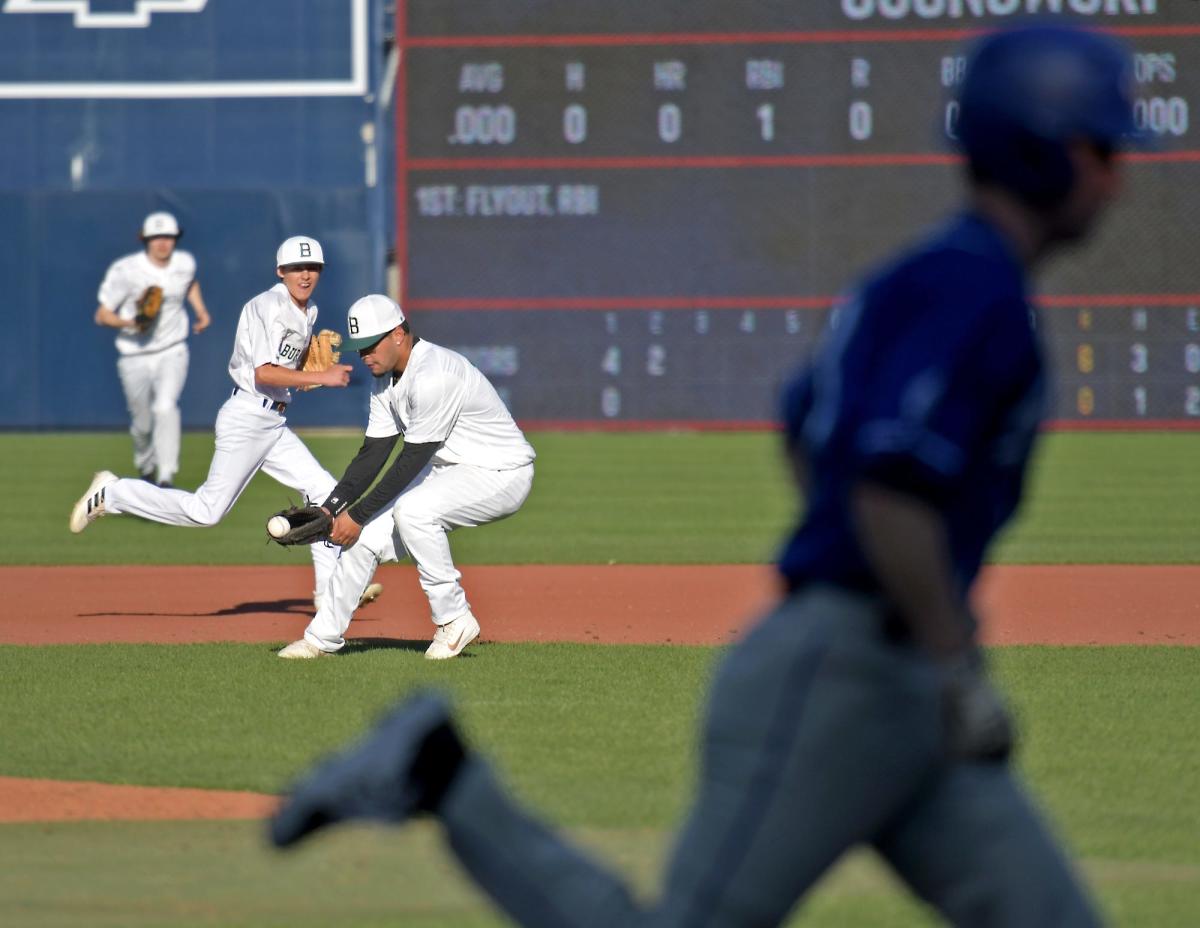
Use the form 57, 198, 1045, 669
7, 3, 1200, 430
1, 0, 391, 429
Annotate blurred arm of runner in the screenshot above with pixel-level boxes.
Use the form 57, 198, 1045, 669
851, 482, 972, 661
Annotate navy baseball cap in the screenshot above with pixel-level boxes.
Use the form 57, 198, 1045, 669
958, 24, 1140, 148
956, 23, 1144, 204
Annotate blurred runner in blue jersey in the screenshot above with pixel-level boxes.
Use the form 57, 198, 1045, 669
269, 23, 1138, 927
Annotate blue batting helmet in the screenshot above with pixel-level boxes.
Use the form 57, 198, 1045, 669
955, 24, 1139, 206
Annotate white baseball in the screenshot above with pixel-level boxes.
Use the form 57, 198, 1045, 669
267, 515, 291, 538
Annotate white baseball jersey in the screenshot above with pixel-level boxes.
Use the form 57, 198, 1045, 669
227, 283, 318, 405
97, 250, 196, 356
365, 340, 535, 469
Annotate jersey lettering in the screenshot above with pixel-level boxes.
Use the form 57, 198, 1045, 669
277, 337, 304, 363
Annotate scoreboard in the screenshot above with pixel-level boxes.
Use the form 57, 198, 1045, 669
397, 1, 1200, 427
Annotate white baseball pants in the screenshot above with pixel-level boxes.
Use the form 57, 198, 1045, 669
116, 342, 189, 484
302, 461, 534, 651
105, 390, 339, 595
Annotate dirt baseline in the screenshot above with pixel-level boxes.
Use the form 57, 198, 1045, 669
3, 562, 1196, 823
2, 563, 1198, 648
0, 778, 278, 822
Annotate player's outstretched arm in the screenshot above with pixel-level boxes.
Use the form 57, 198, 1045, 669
345, 441, 440, 526
254, 361, 352, 391
94, 304, 134, 330
323, 439, 441, 546
187, 280, 211, 334
318, 434, 399, 546
322, 435, 399, 514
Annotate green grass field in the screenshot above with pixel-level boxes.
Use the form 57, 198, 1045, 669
13, 430, 1200, 565
2, 431, 1198, 926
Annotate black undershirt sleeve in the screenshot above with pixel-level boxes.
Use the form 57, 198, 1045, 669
346, 440, 441, 525
322, 434, 400, 516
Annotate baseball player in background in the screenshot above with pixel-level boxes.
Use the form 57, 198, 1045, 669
94, 211, 211, 487
276, 294, 535, 661
269, 24, 1137, 927
71, 237, 383, 611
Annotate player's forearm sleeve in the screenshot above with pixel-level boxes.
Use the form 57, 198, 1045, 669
323, 435, 400, 515
347, 441, 440, 525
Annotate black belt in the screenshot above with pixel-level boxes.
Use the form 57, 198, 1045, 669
232, 387, 287, 414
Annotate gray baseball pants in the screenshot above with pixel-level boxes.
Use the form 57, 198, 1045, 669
436, 586, 1102, 927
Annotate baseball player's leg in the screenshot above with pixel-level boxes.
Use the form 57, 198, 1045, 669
301, 508, 400, 652
875, 763, 1102, 927
644, 589, 942, 924
394, 463, 533, 623
149, 343, 189, 485
432, 463, 534, 529
116, 354, 155, 479
438, 758, 644, 928
260, 426, 338, 504
104, 399, 281, 526
261, 427, 340, 599
436, 589, 942, 927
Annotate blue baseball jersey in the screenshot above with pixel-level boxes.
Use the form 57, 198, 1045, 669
778, 212, 1045, 598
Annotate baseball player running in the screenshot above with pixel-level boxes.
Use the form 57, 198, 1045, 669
71, 237, 383, 610
270, 24, 1135, 926
276, 294, 535, 661
94, 211, 211, 487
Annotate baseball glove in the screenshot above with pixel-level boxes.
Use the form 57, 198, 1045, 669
298, 329, 343, 391
267, 504, 333, 547
133, 285, 164, 334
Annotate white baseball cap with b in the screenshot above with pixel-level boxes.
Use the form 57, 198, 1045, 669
141, 211, 180, 239
343, 294, 406, 351
276, 236, 325, 268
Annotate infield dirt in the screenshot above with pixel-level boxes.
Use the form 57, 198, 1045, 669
3, 562, 1196, 822
5, 563, 1200, 648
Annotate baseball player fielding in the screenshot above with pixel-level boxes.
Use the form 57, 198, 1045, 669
275, 294, 535, 662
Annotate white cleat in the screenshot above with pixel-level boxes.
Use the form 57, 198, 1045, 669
424, 612, 480, 661
358, 583, 384, 608
69, 470, 118, 534
278, 639, 326, 660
